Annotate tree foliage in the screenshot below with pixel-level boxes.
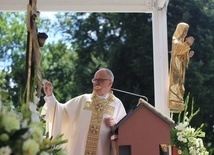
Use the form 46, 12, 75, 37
0, 12, 27, 105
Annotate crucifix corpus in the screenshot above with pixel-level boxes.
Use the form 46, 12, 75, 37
26, 0, 48, 103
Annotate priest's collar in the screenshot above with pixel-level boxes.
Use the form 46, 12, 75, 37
92, 90, 115, 102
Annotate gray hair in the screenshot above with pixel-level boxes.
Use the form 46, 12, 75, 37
97, 68, 114, 81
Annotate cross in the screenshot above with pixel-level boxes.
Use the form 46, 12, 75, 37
26, 0, 48, 103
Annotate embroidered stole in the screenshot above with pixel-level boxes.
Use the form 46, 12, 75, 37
84, 92, 115, 155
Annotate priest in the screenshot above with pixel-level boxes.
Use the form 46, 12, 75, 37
41, 68, 126, 155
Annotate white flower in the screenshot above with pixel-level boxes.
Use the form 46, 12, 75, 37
197, 138, 204, 147
0, 133, 9, 141
195, 139, 200, 148
30, 126, 43, 143
0, 146, 12, 155
34, 95, 40, 105
29, 102, 39, 114
177, 135, 184, 141
177, 149, 182, 154
22, 139, 40, 155
176, 131, 184, 137
29, 102, 40, 122
175, 122, 188, 131
31, 112, 40, 122
189, 146, 195, 153
2, 113, 20, 132
186, 126, 195, 133
182, 138, 187, 143
32, 91, 40, 105
21, 119, 28, 128
188, 136, 195, 143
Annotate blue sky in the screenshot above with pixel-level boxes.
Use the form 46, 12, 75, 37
0, 12, 57, 71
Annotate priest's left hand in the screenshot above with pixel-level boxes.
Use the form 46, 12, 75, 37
104, 117, 116, 127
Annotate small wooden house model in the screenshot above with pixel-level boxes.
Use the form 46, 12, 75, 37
112, 99, 174, 155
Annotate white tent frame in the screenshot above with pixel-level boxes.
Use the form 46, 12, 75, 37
0, 0, 170, 116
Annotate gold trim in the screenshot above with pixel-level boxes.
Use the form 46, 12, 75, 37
84, 91, 115, 155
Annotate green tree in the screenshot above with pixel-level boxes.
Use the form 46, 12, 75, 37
107, 13, 154, 110
40, 40, 78, 103
0, 12, 27, 105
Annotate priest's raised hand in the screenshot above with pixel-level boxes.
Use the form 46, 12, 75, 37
43, 81, 53, 97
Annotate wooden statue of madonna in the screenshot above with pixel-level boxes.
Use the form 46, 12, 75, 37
26, 0, 48, 103
168, 22, 194, 113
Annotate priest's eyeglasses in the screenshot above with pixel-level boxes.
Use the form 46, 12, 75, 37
91, 78, 111, 84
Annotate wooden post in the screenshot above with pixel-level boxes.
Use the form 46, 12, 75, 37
26, 0, 33, 103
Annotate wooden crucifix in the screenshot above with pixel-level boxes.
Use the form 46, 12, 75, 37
26, 0, 48, 103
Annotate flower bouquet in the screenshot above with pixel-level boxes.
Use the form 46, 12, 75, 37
170, 95, 209, 155
0, 97, 67, 155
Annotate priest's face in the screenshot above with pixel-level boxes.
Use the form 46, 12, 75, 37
92, 69, 113, 96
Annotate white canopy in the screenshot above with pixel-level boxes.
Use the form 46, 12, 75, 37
1, 0, 167, 12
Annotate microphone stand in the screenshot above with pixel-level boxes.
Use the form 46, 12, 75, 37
111, 88, 148, 102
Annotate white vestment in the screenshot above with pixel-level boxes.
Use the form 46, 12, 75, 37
41, 93, 126, 155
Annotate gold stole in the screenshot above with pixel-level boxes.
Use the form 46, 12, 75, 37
84, 91, 115, 155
